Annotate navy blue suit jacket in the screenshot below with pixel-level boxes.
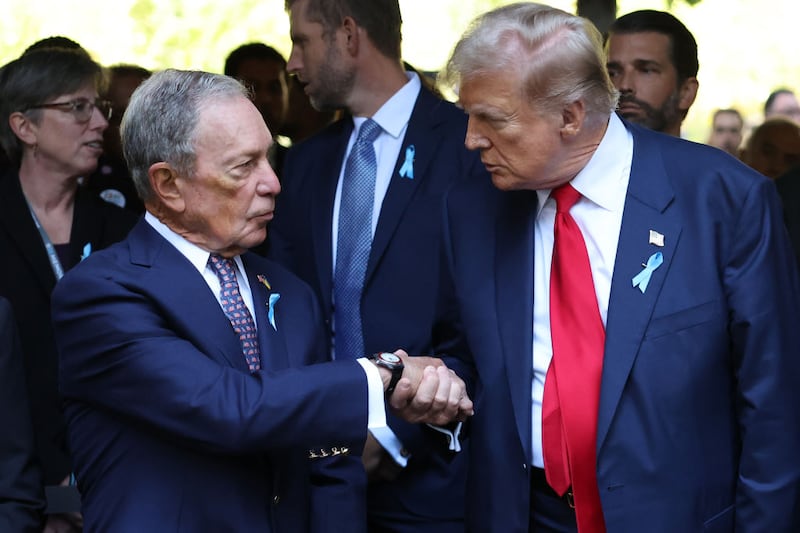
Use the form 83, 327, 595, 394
51, 220, 370, 533
268, 87, 484, 524
440, 123, 800, 532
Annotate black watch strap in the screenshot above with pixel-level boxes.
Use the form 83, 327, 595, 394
371, 352, 404, 396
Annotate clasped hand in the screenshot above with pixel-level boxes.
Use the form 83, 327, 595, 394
387, 350, 473, 426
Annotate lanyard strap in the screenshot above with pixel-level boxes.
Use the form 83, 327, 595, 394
25, 200, 65, 281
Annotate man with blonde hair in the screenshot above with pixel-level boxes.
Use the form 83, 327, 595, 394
439, 3, 800, 531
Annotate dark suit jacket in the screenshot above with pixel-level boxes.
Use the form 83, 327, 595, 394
0, 170, 137, 485
0, 297, 45, 532
776, 165, 800, 269
51, 219, 370, 533
268, 87, 484, 525
440, 122, 800, 532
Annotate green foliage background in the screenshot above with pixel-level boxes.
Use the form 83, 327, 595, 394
2, 0, 797, 142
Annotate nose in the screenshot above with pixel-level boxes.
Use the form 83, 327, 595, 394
464, 118, 489, 151
257, 159, 281, 197
286, 47, 301, 76
616, 69, 634, 94
91, 106, 109, 130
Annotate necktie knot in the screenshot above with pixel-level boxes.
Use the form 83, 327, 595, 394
208, 253, 235, 283
356, 118, 382, 145
551, 183, 581, 213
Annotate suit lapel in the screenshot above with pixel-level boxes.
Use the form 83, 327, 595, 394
128, 221, 250, 372
496, 190, 538, 458
243, 257, 289, 373
596, 126, 683, 452
312, 123, 352, 313
366, 90, 440, 283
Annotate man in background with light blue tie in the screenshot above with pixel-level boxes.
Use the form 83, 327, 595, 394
267, 0, 490, 531
50, 68, 472, 533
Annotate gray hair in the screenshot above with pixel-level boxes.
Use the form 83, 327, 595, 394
121, 69, 249, 203
0, 48, 105, 164
441, 3, 617, 123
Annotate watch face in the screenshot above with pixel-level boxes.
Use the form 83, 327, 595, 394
378, 352, 401, 364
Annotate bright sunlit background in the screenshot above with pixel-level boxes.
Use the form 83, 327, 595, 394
2, 0, 797, 142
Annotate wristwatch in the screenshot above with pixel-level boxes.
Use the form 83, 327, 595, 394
371, 352, 404, 396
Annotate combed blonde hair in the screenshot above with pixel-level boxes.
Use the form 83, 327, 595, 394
442, 2, 617, 124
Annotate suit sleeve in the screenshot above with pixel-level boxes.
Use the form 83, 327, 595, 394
298, 285, 368, 533
51, 265, 369, 456
727, 178, 800, 530
0, 298, 45, 532
309, 454, 367, 533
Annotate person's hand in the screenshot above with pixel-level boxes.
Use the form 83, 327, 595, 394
361, 432, 403, 482
43, 514, 82, 533
43, 476, 83, 533
387, 350, 473, 426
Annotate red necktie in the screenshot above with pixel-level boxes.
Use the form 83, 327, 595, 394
542, 183, 606, 532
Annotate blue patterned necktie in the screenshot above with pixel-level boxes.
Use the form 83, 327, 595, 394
208, 254, 261, 371
334, 118, 382, 360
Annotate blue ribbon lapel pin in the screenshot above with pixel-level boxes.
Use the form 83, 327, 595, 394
398, 145, 415, 179
632, 252, 663, 294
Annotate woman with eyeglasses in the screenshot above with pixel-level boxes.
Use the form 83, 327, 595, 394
0, 46, 137, 532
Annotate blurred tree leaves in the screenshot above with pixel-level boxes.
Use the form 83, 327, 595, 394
1, 0, 796, 144
1, 0, 292, 72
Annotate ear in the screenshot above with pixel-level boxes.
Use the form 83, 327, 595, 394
8, 111, 38, 146
149, 162, 186, 213
678, 77, 699, 113
560, 100, 586, 138
341, 16, 361, 57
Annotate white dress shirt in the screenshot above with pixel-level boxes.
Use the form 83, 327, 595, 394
530, 114, 633, 467
144, 212, 388, 432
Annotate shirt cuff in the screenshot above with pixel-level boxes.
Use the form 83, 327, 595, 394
357, 358, 387, 431
369, 426, 410, 467
426, 422, 463, 452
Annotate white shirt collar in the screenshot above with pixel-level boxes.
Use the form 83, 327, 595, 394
537, 112, 632, 212
352, 71, 421, 139
144, 211, 247, 276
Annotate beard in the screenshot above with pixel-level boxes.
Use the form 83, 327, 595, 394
617, 90, 682, 133
307, 45, 355, 113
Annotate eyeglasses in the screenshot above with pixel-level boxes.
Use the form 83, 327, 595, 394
25, 98, 113, 123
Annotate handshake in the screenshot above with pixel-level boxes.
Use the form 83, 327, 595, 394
372, 350, 474, 426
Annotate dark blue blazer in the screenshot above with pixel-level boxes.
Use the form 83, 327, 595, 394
51, 220, 371, 533
440, 122, 800, 532
269, 87, 485, 525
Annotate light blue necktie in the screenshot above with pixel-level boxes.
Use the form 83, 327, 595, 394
334, 119, 382, 360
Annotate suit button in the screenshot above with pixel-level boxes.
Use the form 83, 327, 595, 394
272, 495, 280, 505
522, 463, 528, 470
400, 447, 410, 458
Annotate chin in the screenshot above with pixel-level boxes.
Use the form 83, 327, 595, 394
490, 173, 517, 191
241, 228, 268, 249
